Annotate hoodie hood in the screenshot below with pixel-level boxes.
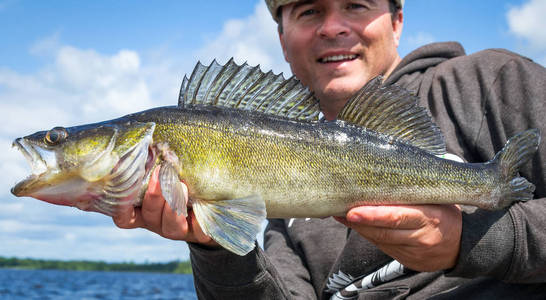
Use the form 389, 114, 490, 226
385, 42, 466, 85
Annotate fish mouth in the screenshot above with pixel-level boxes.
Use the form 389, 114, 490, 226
11, 138, 51, 196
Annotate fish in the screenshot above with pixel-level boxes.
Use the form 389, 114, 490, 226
11, 59, 540, 256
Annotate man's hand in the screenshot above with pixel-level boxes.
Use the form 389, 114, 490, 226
112, 167, 219, 248
335, 204, 462, 272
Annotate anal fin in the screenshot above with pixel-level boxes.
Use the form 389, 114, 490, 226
192, 195, 266, 256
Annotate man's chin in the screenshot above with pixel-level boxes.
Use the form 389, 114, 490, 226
319, 78, 368, 103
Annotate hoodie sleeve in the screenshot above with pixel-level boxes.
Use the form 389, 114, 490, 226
188, 241, 292, 299
418, 48, 546, 282
188, 219, 318, 299
190, 244, 288, 299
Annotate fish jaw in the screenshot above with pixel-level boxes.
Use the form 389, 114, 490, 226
11, 137, 61, 198
17, 177, 96, 209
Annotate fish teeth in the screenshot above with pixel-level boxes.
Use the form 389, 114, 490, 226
13, 138, 48, 175
319, 54, 357, 63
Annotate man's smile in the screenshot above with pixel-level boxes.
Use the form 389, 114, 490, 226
317, 53, 359, 63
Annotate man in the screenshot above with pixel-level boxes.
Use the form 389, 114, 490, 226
114, 0, 546, 298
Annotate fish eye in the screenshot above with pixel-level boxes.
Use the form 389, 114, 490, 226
45, 127, 68, 146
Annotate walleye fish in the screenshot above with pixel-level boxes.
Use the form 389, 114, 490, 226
11, 59, 540, 255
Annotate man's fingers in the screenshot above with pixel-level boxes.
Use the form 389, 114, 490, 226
337, 216, 443, 248
112, 206, 146, 229
346, 205, 440, 229
113, 166, 218, 247
337, 204, 462, 272
141, 167, 166, 231
161, 201, 189, 240
339, 204, 460, 248
355, 225, 437, 247
188, 210, 215, 245
334, 215, 418, 245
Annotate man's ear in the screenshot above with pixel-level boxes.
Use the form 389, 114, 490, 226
278, 30, 290, 63
392, 10, 403, 48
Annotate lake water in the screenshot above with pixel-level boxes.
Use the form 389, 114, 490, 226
0, 268, 197, 299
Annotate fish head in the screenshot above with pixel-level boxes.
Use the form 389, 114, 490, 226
11, 119, 156, 214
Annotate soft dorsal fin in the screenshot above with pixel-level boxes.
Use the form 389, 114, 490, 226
338, 77, 446, 155
178, 59, 320, 121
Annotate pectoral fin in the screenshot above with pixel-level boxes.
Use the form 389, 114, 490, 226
158, 162, 188, 217
192, 195, 266, 256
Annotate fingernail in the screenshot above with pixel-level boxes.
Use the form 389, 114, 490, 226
347, 212, 362, 223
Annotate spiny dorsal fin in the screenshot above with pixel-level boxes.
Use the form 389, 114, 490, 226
178, 58, 320, 121
338, 77, 446, 155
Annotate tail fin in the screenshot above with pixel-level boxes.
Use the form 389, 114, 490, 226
491, 129, 540, 208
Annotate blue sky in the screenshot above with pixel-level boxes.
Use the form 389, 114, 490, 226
1, 0, 545, 263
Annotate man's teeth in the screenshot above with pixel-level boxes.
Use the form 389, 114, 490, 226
320, 54, 357, 63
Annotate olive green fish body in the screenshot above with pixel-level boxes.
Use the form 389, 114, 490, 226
132, 106, 514, 218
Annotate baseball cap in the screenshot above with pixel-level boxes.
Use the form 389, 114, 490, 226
266, 0, 404, 22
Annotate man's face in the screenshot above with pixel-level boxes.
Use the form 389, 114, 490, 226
279, 0, 403, 118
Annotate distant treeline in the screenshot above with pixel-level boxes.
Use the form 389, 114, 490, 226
0, 256, 192, 274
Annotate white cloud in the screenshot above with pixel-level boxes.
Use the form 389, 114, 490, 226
0, 46, 158, 139
29, 32, 62, 57
507, 0, 546, 50
196, 1, 290, 76
1, 202, 24, 214
0, 219, 189, 262
54, 46, 153, 117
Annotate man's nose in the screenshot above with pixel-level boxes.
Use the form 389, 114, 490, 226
316, 11, 349, 39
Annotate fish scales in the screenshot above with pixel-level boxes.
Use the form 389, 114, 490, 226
11, 59, 540, 255
132, 106, 511, 218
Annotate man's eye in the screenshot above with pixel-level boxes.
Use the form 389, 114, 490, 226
299, 9, 317, 17
347, 3, 367, 10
